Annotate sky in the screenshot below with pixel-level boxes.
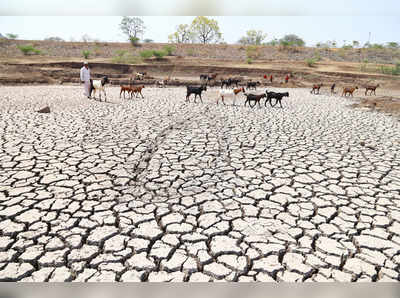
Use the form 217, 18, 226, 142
1, 0, 400, 16
0, 0, 399, 46
0, 16, 399, 47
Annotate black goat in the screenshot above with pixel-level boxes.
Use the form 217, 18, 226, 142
221, 78, 232, 89
331, 83, 336, 94
221, 78, 240, 89
230, 79, 241, 88
200, 74, 208, 81
244, 93, 266, 108
201, 73, 217, 82
246, 81, 260, 90
265, 91, 289, 108
186, 85, 207, 103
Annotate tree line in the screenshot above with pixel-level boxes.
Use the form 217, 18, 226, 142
2, 16, 399, 50
119, 16, 399, 49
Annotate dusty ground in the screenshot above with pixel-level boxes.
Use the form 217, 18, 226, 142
0, 85, 399, 282
350, 96, 400, 117
2, 40, 400, 119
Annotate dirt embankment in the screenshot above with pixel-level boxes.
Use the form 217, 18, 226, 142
2, 39, 400, 64
1, 40, 400, 104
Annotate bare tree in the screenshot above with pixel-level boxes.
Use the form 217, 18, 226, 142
119, 16, 146, 40
238, 30, 267, 45
168, 24, 194, 43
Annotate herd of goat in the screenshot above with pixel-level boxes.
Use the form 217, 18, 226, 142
87, 72, 381, 108
185, 85, 289, 108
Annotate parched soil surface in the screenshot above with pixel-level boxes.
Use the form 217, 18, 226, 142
0, 86, 399, 281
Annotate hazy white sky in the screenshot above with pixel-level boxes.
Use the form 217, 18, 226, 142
0, 16, 399, 46
1, 0, 400, 16
1, 0, 399, 46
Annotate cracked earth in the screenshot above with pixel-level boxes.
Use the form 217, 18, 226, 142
0, 85, 400, 282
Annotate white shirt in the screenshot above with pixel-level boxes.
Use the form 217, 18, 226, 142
80, 66, 91, 82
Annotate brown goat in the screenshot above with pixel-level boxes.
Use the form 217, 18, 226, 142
120, 85, 133, 99
130, 85, 145, 99
342, 86, 358, 97
365, 84, 380, 96
310, 83, 323, 94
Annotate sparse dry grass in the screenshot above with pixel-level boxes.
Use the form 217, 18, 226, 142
350, 96, 400, 117
1, 40, 400, 65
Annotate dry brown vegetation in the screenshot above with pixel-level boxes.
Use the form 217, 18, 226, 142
1, 39, 400, 63
1, 39, 400, 103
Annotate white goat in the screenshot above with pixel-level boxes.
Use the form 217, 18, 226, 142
156, 79, 167, 88
90, 76, 109, 101
217, 87, 246, 105
135, 72, 146, 80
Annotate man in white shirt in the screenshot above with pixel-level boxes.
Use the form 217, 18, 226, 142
80, 61, 91, 98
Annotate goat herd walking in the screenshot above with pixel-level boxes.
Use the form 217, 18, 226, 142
87, 71, 381, 109
311, 83, 380, 97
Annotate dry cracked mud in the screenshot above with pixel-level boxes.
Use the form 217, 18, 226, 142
0, 85, 399, 282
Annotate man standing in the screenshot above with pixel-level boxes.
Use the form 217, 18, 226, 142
80, 61, 91, 98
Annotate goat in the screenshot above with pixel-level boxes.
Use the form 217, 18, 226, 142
265, 91, 289, 108
200, 73, 217, 82
156, 79, 167, 88
342, 86, 358, 97
310, 83, 323, 94
130, 85, 145, 99
221, 78, 240, 89
89, 76, 109, 101
331, 83, 336, 94
365, 84, 380, 96
230, 78, 241, 88
120, 85, 133, 99
200, 74, 208, 81
246, 81, 261, 90
217, 87, 245, 105
221, 78, 232, 89
244, 93, 266, 108
209, 73, 217, 80
186, 85, 207, 103
135, 72, 146, 80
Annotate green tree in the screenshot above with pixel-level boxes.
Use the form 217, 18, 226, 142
17, 45, 41, 55
163, 45, 176, 55
152, 50, 166, 59
279, 34, 305, 47
44, 36, 64, 41
238, 30, 267, 45
368, 43, 384, 49
266, 38, 279, 46
139, 50, 154, 59
82, 50, 90, 59
168, 24, 194, 43
190, 16, 222, 44
81, 34, 94, 42
6, 33, 18, 39
386, 42, 399, 49
119, 16, 146, 40
352, 40, 360, 48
